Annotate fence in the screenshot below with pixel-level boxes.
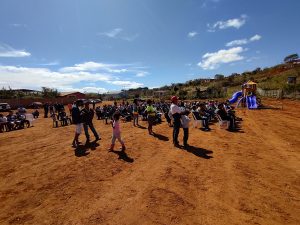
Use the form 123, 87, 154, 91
257, 88, 300, 99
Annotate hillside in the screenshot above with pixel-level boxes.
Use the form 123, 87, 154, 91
124, 63, 300, 100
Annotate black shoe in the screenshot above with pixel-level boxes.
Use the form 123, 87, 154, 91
174, 142, 180, 148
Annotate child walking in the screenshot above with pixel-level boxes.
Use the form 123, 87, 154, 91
181, 110, 191, 148
109, 112, 126, 151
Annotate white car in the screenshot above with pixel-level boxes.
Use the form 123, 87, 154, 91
0, 103, 11, 112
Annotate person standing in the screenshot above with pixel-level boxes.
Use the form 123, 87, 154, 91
108, 112, 126, 151
43, 102, 49, 118
81, 102, 100, 145
132, 99, 139, 126
71, 100, 84, 147
145, 99, 156, 135
181, 110, 191, 148
92, 101, 96, 110
67, 103, 72, 115
170, 96, 183, 147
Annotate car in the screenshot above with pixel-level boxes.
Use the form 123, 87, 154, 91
94, 99, 102, 103
0, 103, 11, 112
28, 102, 43, 109
88, 99, 102, 104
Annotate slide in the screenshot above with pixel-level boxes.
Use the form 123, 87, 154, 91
229, 91, 243, 104
247, 95, 258, 109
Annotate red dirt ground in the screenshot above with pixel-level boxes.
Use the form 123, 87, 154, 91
0, 99, 299, 225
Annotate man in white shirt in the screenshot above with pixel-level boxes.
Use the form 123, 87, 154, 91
170, 96, 183, 147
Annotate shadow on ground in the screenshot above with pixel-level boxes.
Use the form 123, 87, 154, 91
74, 141, 100, 157
152, 132, 169, 141
110, 149, 134, 163
182, 145, 213, 159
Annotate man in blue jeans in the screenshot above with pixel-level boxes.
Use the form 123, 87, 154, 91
170, 96, 184, 147
81, 102, 100, 145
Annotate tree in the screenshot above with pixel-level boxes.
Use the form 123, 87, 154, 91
284, 53, 299, 63
178, 89, 188, 100
41, 87, 59, 98
214, 74, 224, 80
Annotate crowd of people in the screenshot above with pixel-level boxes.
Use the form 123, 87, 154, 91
66, 96, 240, 151
0, 109, 31, 132
1, 97, 240, 152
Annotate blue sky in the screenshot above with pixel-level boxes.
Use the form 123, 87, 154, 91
0, 0, 299, 93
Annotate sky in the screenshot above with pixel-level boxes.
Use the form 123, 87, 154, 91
0, 0, 300, 93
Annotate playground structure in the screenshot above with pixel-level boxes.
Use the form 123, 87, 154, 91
229, 80, 259, 109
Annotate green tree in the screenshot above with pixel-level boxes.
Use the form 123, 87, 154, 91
284, 53, 299, 63
41, 87, 59, 98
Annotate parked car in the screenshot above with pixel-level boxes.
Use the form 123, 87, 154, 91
28, 102, 43, 109
88, 99, 102, 104
0, 103, 11, 112
94, 99, 102, 103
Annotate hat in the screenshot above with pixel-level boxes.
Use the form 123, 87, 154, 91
171, 96, 179, 103
76, 99, 84, 106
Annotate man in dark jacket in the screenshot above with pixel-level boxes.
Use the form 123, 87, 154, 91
71, 100, 83, 147
81, 102, 100, 145
43, 103, 49, 118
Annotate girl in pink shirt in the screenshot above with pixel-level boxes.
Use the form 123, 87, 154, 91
109, 112, 126, 151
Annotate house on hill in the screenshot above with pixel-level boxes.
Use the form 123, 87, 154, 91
58, 92, 86, 99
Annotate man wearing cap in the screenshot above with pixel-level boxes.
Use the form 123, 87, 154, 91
170, 96, 183, 147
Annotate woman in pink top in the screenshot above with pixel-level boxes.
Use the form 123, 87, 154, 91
108, 112, 126, 151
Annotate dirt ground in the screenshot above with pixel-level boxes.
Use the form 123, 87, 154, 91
0, 99, 299, 225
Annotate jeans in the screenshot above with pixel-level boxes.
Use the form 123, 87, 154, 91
202, 116, 209, 129
83, 122, 99, 141
183, 128, 189, 146
173, 121, 181, 144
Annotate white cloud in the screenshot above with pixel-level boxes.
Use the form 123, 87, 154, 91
226, 39, 248, 47
81, 87, 107, 93
10, 23, 27, 28
39, 60, 60, 66
100, 28, 123, 38
0, 43, 31, 57
188, 31, 198, 38
98, 28, 139, 41
202, 0, 221, 8
226, 34, 262, 47
249, 34, 262, 42
198, 47, 245, 70
60, 61, 129, 73
208, 15, 247, 32
0, 62, 145, 91
0, 66, 111, 89
108, 80, 143, 89
136, 71, 149, 77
